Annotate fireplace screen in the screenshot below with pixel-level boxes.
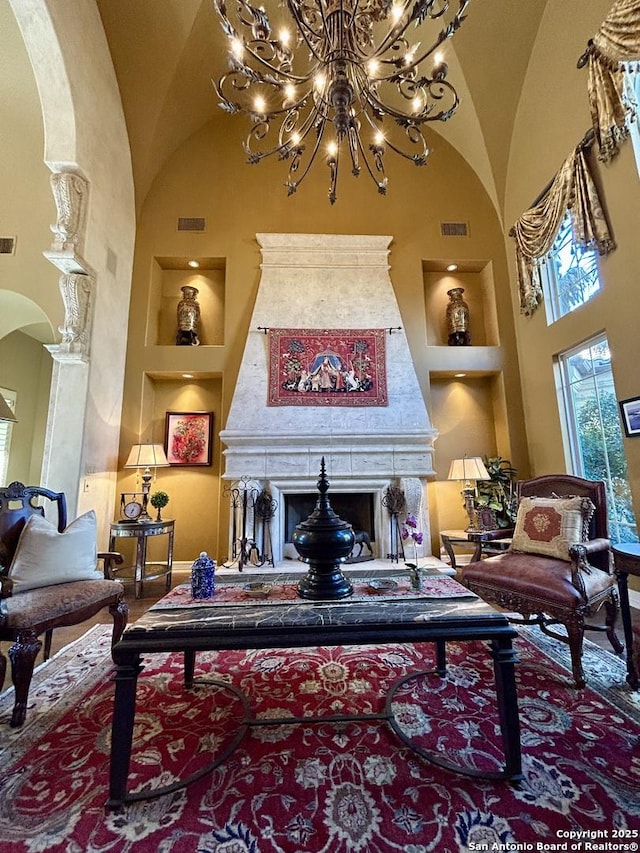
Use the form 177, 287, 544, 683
284, 492, 375, 544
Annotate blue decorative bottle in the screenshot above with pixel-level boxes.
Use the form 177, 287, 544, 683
191, 551, 216, 599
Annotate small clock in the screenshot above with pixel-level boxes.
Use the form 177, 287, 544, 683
122, 499, 143, 520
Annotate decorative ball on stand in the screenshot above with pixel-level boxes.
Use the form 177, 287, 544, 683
149, 490, 170, 521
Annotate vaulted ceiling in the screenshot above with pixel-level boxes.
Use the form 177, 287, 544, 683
96, 0, 549, 218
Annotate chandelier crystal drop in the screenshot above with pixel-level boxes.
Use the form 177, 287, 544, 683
213, 0, 471, 203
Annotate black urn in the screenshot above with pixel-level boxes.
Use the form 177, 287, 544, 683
294, 458, 354, 600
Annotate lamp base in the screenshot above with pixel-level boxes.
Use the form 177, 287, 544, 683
140, 469, 152, 522
462, 488, 480, 533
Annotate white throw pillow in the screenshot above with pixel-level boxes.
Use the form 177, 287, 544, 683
8, 510, 103, 593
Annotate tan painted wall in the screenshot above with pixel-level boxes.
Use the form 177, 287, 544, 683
504, 0, 640, 526
501, 0, 640, 591
0, 330, 51, 484
119, 115, 528, 561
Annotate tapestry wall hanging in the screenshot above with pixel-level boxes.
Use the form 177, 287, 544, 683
268, 328, 388, 407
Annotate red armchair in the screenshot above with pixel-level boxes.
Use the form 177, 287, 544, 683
459, 474, 622, 688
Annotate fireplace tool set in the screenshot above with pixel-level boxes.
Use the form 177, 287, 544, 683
223, 478, 277, 570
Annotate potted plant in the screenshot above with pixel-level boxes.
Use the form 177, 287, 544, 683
475, 456, 517, 529
149, 490, 170, 522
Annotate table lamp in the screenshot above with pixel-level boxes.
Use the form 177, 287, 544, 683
124, 443, 169, 522
448, 456, 491, 532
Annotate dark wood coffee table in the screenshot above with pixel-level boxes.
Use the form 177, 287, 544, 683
107, 575, 523, 808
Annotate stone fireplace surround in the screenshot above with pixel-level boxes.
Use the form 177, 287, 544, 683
219, 234, 438, 565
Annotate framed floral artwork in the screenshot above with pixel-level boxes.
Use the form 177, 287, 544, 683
164, 411, 213, 466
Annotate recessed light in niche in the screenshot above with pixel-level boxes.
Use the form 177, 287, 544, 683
182, 373, 195, 379
454, 373, 466, 378
188, 260, 200, 269
446, 264, 458, 272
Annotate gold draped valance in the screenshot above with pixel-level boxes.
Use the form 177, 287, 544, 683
578, 0, 640, 162
511, 144, 615, 316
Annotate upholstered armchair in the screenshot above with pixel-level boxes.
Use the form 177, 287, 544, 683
0, 482, 128, 727
459, 474, 622, 688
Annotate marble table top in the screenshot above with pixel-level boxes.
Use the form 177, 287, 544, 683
123, 572, 507, 641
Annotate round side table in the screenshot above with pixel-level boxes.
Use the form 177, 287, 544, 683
109, 519, 175, 600
611, 542, 640, 689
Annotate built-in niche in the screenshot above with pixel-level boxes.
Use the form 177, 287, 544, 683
427, 373, 508, 553
123, 374, 223, 562
423, 261, 499, 348
151, 257, 226, 347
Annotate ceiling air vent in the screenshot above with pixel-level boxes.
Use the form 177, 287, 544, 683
0, 237, 16, 255
440, 222, 469, 237
177, 217, 206, 232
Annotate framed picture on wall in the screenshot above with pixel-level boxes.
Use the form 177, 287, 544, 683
164, 411, 214, 465
619, 396, 640, 437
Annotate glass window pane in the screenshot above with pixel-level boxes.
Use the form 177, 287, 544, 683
542, 214, 602, 323
558, 336, 638, 544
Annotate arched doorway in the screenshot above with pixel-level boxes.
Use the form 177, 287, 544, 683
4, 0, 136, 539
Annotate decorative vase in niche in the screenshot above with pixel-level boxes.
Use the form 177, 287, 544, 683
446, 287, 470, 346
176, 285, 200, 346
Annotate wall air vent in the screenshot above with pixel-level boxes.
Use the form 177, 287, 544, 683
440, 222, 469, 237
177, 217, 206, 232
0, 237, 16, 255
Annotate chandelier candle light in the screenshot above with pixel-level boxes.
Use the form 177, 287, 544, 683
213, 0, 472, 203
447, 456, 490, 533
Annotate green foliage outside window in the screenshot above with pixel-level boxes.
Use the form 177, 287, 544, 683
575, 392, 637, 542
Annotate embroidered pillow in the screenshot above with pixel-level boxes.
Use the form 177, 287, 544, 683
550, 491, 595, 540
9, 510, 103, 593
510, 496, 595, 561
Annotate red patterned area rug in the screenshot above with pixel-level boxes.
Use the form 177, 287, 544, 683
0, 625, 639, 852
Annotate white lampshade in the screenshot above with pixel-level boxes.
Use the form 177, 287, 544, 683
124, 443, 169, 469
0, 392, 17, 423
448, 456, 490, 483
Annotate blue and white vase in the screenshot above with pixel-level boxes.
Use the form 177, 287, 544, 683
190, 551, 216, 599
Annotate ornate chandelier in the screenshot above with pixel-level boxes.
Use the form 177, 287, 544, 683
213, 0, 471, 203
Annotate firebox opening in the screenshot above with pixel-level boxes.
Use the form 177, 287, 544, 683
285, 492, 375, 544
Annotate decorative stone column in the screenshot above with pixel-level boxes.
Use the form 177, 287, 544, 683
41, 171, 95, 516
56, 273, 93, 359
49, 172, 88, 254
